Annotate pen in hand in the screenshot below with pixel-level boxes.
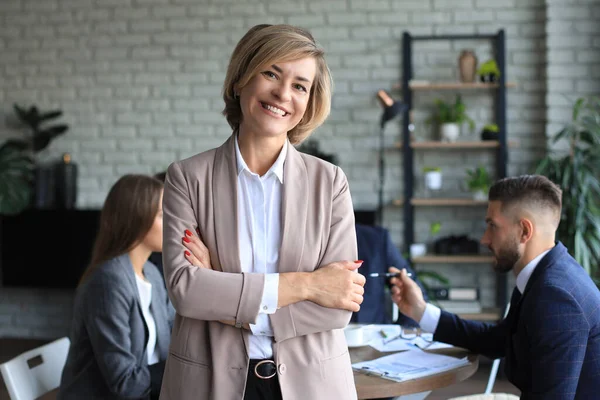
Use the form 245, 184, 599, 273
368, 272, 413, 278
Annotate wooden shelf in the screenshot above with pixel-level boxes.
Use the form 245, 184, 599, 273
395, 141, 500, 149
392, 198, 488, 206
412, 255, 494, 263
457, 308, 502, 321
392, 81, 517, 90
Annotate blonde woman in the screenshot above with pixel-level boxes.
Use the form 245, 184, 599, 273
160, 25, 365, 400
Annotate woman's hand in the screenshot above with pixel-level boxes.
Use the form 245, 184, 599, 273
182, 228, 212, 269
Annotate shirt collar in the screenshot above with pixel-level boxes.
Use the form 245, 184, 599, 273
234, 135, 287, 183
515, 249, 551, 293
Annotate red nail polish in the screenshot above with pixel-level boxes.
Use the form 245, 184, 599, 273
183, 237, 191, 243
355, 260, 364, 263
185, 229, 192, 236
184, 250, 190, 256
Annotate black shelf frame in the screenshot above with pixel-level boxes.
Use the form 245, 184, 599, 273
400, 30, 509, 310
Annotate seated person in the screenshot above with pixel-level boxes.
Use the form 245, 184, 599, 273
354, 223, 427, 327
58, 174, 202, 400
390, 175, 600, 398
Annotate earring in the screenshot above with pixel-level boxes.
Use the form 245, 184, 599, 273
234, 92, 239, 99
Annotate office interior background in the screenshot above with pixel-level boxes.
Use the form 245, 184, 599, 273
0, 0, 599, 340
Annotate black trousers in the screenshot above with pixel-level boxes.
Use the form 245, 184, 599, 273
243, 360, 283, 400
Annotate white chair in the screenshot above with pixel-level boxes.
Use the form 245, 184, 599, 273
0, 337, 70, 400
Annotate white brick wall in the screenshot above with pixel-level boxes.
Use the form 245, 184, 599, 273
0, 0, 596, 338
545, 0, 600, 139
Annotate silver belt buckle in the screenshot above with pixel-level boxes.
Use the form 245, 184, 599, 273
254, 359, 277, 379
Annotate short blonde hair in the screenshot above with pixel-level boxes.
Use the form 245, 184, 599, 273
222, 24, 332, 145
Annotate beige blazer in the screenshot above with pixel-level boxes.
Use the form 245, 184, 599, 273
159, 134, 358, 400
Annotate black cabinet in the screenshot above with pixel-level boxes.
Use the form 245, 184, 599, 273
0, 209, 100, 288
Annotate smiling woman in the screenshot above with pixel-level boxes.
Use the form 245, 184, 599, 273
160, 24, 365, 400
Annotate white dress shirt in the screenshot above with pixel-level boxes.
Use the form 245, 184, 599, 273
419, 248, 553, 333
235, 136, 284, 359
135, 274, 160, 365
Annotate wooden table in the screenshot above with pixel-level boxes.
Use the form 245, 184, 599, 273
351, 345, 478, 399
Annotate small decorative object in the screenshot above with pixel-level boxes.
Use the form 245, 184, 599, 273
458, 50, 478, 83
481, 123, 499, 141
410, 243, 427, 258
477, 59, 501, 83
434, 235, 480, 255
55, 153, 78, 209
423, 167, 442, 190
440, 123, 459, 142
466, 165, 492, 201
427, 95, 475, 143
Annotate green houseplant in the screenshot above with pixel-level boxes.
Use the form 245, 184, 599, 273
481, 123, 499, 141
477, 59, 501, 82
428, 95, 475, 142
0, 104, 70, 215
535, 97, 600, 286
465, 165, 492, 201
12, 103, 69, 152
0, 140, 34, 215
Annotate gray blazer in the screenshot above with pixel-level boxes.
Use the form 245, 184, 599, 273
58, 254, 174, 400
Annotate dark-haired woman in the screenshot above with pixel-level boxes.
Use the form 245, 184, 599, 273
58, 174, 201, 400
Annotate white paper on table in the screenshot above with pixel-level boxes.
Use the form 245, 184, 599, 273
352, 349, 469, 382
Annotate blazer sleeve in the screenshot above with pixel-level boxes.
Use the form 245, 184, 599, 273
82, 276, 151, 399
434, 310, 509, 359
271, 166, 357, 342
527, 285, 587, 398
162, 161, 264, 324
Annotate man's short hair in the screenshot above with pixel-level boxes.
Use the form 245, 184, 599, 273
489, 174, 562, 223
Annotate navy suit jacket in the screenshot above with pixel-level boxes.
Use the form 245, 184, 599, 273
434, 242, 600, 399
353, 223, 426, 326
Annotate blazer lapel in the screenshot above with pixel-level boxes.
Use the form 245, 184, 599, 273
212, 134, 242, 273
278, 145, 308, 273
116, 255, 149, 341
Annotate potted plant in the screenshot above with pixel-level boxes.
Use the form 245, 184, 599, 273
477, 59, 501, 83
428, 95, 475, 143
536, 97, 600, 287
481, 123, 499, 141
9, 103, 70, 208
465, 165, 492, 201
423, 167, 442, 191
0, 140, 34, 215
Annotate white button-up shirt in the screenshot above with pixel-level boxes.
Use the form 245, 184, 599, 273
235, 136, 284, 359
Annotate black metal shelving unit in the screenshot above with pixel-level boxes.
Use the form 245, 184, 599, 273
400, 30, 510, 311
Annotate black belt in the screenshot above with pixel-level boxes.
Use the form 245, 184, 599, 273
249, 359, 277, 379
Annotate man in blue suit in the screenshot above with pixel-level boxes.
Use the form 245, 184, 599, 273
353, 223, 426, 327
389, 175, 600, 399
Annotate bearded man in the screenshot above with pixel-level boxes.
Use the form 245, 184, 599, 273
389, 175, 600, 399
